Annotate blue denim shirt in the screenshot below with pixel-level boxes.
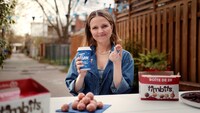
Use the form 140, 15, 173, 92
65, 44, 134, 96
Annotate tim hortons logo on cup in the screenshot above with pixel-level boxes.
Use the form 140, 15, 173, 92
0, 98, 42, 113
79, 53, 89, 60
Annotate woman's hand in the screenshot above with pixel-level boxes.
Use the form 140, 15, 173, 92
109, 44, 122, 63
75, 57, 87, 77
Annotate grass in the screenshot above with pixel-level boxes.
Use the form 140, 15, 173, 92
38, 58, 69, 73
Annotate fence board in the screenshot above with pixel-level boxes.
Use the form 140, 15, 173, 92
142, 15, 146, 53
157, 0, 172, 5
130, 19, 134, 44
134, 17, 137, 42
175, 4, 181, 74
181, 1, 189, 81
122, 22, 124, 39
138, 16, 142, 45
133, 4, 154, 14
131, 9, 154, 17
120, 22, 123, 39
118, 23, 121, 37
168, 7, 174, 70
147, 14, 151, 51
124, 21, 126, 39
190, 0, 197, 82
116, 12, 129, 19
131, 0, 152, 8
152, 12, 156, 50
157, 11, 161, 52
123, 21, 126, 40
127, 20, 129, 39
117, 23, 120, 37
117, 17, 129, 23
162, 8, 167, 53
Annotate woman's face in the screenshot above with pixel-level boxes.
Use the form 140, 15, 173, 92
89, 16, 112, 44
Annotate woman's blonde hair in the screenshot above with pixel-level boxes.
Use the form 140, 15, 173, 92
82, 9, 121, 46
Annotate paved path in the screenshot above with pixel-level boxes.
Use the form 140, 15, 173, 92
0, 53, 73, 97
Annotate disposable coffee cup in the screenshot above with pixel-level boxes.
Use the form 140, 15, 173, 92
77, 47, 92, 70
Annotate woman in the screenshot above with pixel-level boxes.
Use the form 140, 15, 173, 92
65, 9, 134, 96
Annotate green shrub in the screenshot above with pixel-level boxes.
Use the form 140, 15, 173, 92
135, 49, 168, 71
123, 40, 144, 93
0, 38, 6, 68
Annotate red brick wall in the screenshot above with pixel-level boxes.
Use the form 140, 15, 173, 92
75, 16, 86, 32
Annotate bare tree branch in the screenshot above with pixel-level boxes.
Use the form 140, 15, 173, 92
33, 0, 77, 43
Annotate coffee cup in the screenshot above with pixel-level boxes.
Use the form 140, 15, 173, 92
77, 47, 92, 70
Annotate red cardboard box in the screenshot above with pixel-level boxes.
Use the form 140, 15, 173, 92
0, 78, 50, 113
139, 71, 180, 101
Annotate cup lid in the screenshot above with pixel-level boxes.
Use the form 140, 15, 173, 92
77, 47, 91, 51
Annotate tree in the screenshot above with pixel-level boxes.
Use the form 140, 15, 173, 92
0, 0, 16, 38
0, 0, 16, 68
34, 0, 75, 44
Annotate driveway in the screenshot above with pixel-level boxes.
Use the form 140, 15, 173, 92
0, 53, 73, 97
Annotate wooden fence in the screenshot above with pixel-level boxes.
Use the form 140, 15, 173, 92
44, 44, 70, 65
115, 0, 200, 90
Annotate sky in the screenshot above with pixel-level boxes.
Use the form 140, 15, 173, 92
11, 0, 115, 36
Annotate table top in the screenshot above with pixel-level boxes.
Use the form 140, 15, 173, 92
50, 91, 200, 113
